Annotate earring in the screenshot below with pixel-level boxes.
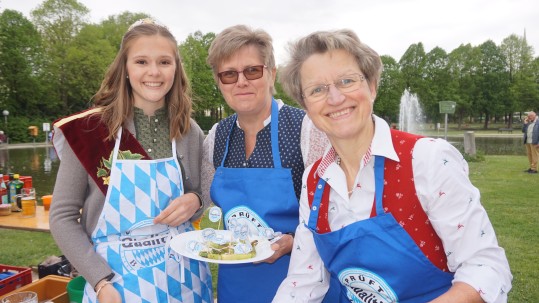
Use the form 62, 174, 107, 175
126, 75, 129, 79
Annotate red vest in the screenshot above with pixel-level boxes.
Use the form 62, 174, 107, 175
307, 129, 449, 271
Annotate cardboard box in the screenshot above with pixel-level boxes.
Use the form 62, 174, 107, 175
0, 275, 71, 303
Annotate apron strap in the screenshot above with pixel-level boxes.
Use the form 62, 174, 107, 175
219, 98, 282, 168
374, 156, 386, 215
269, 98, 282, 168
111, 127, 123, 162
307, 178, 326, 230
171, 137, 177, 156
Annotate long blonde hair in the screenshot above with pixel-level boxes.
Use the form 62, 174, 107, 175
92, 22, 192, 141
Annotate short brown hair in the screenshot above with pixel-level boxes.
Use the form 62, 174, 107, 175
207, 25, 276, 94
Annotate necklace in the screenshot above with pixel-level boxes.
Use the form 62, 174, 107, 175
335, 155, 354, 195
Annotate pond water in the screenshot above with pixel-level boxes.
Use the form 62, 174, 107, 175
440, 135, 526, 156
0, 145, 59, 202
0, 135, 526, 202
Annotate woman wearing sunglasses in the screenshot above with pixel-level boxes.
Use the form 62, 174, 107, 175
201, 25, 330, 303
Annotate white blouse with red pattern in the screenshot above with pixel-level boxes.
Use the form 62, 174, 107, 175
273, 115, 512, 303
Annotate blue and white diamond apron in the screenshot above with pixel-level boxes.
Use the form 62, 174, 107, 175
307, 156, 453, 303
210, 99, 298, 303
83, 127, 212, 303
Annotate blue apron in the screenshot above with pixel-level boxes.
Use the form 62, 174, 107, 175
210, 99, 298, 303
307, 156, 453, 303
84, 128, 213, 303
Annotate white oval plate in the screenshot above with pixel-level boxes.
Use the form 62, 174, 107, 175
170, 230, 274, 264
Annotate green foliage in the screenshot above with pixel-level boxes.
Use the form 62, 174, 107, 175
447, 44, 480, 126
99, 12, 150, 51
399, 42, 427, 93
180, 32, 220, 112
31, 0, 91, 115
0, 116, 53, 143
501, 34, 539, 123
376, 55, 405, 123
274, 78, 297, 108
180, 31, 227, 128
0, 10, 44, 117
462, 150, 486, 162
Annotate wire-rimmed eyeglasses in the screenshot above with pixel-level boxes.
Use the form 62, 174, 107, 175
302, 73, 366, 103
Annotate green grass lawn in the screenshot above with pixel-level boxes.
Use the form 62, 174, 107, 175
466, 155, 538, 302
1, 155, 537, 301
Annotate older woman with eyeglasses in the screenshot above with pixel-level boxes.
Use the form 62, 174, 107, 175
201, 25, 331, 303
272, 29, 512, 303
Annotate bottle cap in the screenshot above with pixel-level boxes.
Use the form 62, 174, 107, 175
14, 174, 19, 179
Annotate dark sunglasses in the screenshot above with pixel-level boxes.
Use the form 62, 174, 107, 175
217, 65, 267, 84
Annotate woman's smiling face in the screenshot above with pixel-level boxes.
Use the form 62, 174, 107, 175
300, 49, 377, 141
217, 45, 275, 117
126, 35, 176, 113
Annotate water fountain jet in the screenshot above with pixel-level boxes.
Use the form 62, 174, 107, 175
398, 89, 424, 134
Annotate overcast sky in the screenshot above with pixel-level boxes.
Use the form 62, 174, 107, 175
1, 0, 538, 64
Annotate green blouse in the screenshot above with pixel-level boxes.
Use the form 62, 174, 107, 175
133, 107, 172, 159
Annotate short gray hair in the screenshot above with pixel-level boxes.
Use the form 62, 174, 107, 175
279, 29, 383, 108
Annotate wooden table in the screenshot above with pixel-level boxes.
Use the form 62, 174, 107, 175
0, 206, 50, 232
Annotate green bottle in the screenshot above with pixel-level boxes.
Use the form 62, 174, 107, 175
9, 173, 24, 211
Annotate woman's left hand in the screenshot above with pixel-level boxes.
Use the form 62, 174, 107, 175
260, 234, 294, 264
153, 193, 200, 226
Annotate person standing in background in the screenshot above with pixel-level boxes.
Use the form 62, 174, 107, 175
522, 111, 539, 174
50, 19, 212, 303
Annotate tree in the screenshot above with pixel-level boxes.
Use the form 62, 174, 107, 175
531, 56, 539, 111
62, 23, 116, 112
274, 76, 296, 107
447, 44, 482, 127
179, 31, 223, 129
477, 40, 510, 129
63, 12, 148, 113
500, 34, 538, 121
399, 42, 427, 95
31, 0, 90, 114
99, 12, 149, 51
422, 47, 452, 124
0, 10, 44, 117
376, 55, 404, 124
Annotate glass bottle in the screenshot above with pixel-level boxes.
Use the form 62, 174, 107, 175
0, 174, 7, 204
9, 173, 24, 211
